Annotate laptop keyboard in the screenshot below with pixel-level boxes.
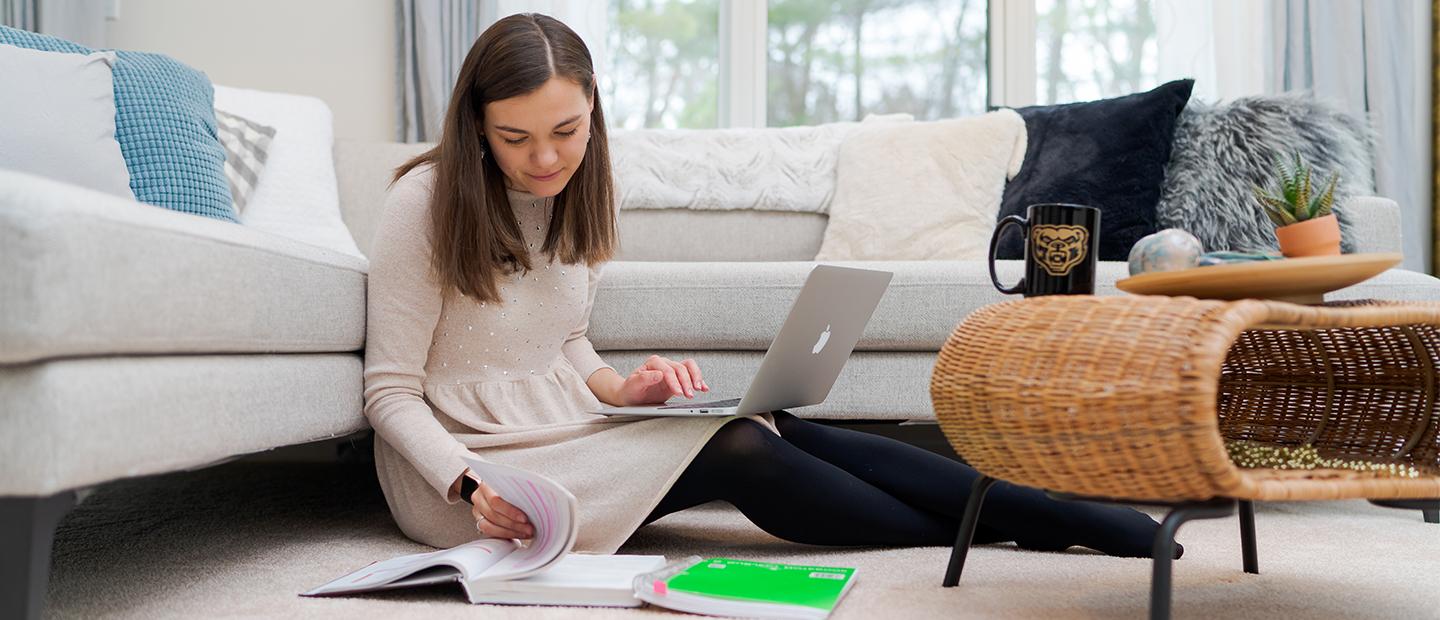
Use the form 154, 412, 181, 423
658, 398, 742, 410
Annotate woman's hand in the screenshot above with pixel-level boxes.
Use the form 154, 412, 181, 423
468, 475, 534, 540
618, 355, 710, 405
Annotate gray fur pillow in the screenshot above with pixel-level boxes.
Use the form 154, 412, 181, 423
1155, 93, 1375, 253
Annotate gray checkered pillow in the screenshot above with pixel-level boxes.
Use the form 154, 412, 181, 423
214, 108, 276, 214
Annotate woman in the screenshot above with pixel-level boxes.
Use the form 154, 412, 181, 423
364, 12, 1171, 558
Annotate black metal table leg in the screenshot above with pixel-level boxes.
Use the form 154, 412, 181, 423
943, 475, 997, 587
1150, 498, 1236, 620
1239, 500, 1259, 574
1369, 499, 1440, 524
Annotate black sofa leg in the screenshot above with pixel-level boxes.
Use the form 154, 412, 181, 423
1368, 499, 1440, 524
942, 475, 997, 587
1238, 500, 1259, 574
1, 492, 77, 620
1150, 498, 1236, 620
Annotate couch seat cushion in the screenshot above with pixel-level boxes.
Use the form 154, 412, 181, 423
589, 260, 1440, 352
0, 170, 368, 364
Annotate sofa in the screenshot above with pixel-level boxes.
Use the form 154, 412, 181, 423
2, 116, 1435, 618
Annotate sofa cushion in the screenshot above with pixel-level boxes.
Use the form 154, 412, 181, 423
215, 85, 363, 258
617, 209, 828, 261
0, 45, 134, 201
0, 353, 364, 495
1156, 93, 1375, 254
996, 79, 1195, 262
0, 170, 368, 365
588, 259, 1440, 352
815, 109, 1028, 261
214, 108, 276, 215
332, 138, 835, 262
0, 26, 237, 223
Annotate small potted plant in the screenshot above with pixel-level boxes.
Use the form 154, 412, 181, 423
1253, 153, 1341, 257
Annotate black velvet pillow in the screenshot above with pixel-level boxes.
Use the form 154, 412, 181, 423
994, 79, 1195, 261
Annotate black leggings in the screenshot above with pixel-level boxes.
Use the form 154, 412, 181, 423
642, 411, 1168, 557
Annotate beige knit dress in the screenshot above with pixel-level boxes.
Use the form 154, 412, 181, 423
362, 166, 777, 554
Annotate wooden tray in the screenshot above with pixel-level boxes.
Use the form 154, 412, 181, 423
1115, 253, 1402, 304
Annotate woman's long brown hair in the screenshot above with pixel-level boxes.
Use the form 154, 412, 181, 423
392, 13, 616, 303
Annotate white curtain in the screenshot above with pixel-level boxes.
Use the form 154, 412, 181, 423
397, 0, 608, 143
1155, 0, 1432, 273
2, 0, 38, 30
1, 0, 105, 47
1154, 0, 1275, 102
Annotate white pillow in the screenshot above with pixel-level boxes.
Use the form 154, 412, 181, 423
212, 85, 363, 258
0, 44, 134, 201
814, 109, 1028, 261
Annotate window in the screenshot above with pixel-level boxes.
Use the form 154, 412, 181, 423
1034, 0, 1156, 105
605, 0, 1160, 128
766, 0, 988, 126
605, 0, 721, 129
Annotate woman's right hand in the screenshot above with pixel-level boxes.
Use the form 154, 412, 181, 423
468, 477, 534, 540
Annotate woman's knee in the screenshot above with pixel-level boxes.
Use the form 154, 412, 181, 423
705, 418, 784, 462
374, 437, 478, 549
770, 409, 799, 430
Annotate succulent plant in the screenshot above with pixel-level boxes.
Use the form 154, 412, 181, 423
1252, 152, 1340, 227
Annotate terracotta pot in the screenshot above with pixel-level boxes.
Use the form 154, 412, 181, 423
1275, 214, 1341, 257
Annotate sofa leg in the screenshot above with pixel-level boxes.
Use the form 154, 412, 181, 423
0, 492, 77, 620
1368, 499, 1440, 524
1150, 498, 1236, 620
942, 475, 996, 587
1238, 500, 1259, 574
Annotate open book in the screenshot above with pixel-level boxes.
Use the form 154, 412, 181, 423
301, 456, 666, 606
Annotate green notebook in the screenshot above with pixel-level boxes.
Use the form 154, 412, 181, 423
633, 556, 858, 619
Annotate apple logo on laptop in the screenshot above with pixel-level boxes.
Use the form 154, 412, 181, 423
812, 324, 831, 354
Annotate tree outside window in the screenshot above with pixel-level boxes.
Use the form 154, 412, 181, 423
605, 0, 1158, 129
605, 0, 720, 129
1035, 0, 1156, 104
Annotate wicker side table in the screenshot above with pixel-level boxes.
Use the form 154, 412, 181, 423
930, 295, 1440, 620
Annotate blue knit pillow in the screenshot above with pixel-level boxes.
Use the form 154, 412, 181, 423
0, 26, 237, 223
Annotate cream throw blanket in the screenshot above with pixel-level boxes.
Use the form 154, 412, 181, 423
815, 109, 1028, 261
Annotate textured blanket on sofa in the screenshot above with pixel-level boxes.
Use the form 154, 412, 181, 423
609, 123, 865, 213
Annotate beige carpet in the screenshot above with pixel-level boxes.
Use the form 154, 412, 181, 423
45, 459, 1436, 619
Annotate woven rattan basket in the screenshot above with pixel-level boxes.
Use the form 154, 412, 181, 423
931, 295, 1440, 502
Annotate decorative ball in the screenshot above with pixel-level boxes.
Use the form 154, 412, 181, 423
1128, 228, 1204, 276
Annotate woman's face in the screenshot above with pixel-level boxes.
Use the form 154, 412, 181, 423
483, 76, 594, 198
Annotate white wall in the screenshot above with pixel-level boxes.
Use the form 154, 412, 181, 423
105, 0, 396, 142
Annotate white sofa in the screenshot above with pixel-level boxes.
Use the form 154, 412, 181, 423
1, 125, 1432, 618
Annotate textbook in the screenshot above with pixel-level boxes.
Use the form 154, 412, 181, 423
634, 556, 859, 619
301, 456, 666, 606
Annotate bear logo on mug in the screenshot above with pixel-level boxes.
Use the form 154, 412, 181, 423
1031, 225, 1090, 276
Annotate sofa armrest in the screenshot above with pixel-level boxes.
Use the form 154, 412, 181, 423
1345, 196, 1403, 255
0, 170, 369, 363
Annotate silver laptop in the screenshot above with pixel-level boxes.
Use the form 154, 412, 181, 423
591, 264, 893, 417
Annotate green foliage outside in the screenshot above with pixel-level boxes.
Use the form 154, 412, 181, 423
606, 0, 1156, 129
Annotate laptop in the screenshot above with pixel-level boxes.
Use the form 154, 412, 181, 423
590, 264, 893, 417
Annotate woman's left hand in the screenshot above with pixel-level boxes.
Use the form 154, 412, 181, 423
618, 355, 710, 405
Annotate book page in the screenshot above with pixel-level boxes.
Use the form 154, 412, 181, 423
302, 538, 517, 596
488, 554, 668, 591
462, 455, 579, 582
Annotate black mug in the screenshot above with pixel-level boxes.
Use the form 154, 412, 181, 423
988, 203, 1101, 296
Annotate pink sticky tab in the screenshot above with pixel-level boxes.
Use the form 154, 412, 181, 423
653, 580, 668, 595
